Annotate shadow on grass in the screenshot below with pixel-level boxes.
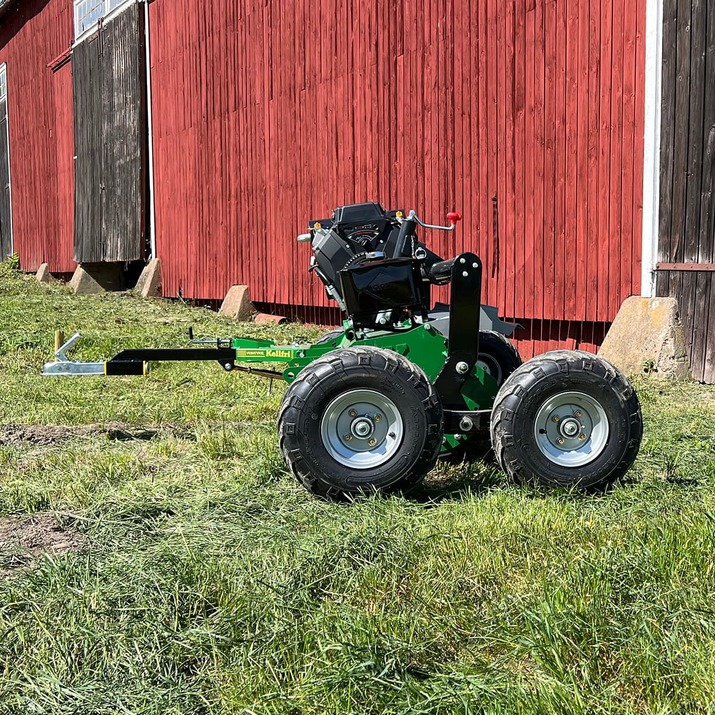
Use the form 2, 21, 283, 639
409, 477, 498, 505
411, 465, 632, 506
408, 461, 504, 505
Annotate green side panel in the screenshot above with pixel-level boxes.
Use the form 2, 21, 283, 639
353, 324, 448, 380
230, 328, 499, 448
355, 326, 499, 410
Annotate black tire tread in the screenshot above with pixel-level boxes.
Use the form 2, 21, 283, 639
478, 331, 523, 381
278, 347, 443, 498
490, 350, 642, 488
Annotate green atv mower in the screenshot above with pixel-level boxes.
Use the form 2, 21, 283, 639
44, 203, 643, 498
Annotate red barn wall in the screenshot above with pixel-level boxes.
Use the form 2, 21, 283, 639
149, 0, 645, 355
0, 0, 75, 273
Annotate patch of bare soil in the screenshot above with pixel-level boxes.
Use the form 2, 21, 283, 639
0, 512, 87, 578
0, 423, 189, 447
0, 424, 91, 446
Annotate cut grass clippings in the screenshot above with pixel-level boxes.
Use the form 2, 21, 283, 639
1, 260, 714, 714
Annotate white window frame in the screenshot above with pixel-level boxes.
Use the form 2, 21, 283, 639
0, 63, 13, 255
73, 0, 136, 42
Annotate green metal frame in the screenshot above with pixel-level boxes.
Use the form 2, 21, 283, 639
229, 324, 499, 452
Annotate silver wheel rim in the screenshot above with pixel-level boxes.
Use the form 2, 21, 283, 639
320, 389, 404, 469
533, 391, 609, 467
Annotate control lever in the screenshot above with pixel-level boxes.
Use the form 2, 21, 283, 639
398, 210, 462, 232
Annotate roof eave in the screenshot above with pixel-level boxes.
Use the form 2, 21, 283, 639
0, 0, 18, 20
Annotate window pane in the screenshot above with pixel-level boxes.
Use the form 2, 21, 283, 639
74, 0, 134, 37
106, 0, 129, 13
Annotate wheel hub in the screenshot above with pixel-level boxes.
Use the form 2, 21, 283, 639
534, 391, 609, 467
350, 417, 375, 439
320, 389, 404, 469
559, 417, 581, 438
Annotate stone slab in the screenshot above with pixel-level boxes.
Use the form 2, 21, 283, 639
219, 284, 255, 321
68, 265, 105, 295
598, 296, 690, 379
135, 259, 162, 297
254, 312, 288, 325
69, 263, 124, 293
35, 263, 53, 283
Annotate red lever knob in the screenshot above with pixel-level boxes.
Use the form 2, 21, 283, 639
447, 211, 462, 225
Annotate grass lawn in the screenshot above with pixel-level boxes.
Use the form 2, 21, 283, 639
1, 261, 714, 714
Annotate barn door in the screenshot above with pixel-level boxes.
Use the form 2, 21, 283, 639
656, 0, 715, 383
73, 2, 147, 263
0, 64, 13, 260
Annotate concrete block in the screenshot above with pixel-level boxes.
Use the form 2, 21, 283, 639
69, 263, 124, 293
68, 265, 105, 295
219, 284, 255, 321
35, 263, 53, 283
598, 296, 690, 379
135, 259, 162, 297
254, 312, 288, 325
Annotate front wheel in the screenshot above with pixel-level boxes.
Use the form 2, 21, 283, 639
490, 350, 642, 489
278, 347, 443, 499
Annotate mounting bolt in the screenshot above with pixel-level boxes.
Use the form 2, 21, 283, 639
223, 363, 233, 371
574, 410, 582, 418
579, 433, 587, 440
552, 415, 560, 423
349, 409, 357, 417
344, 434, 353, 441
557, 437, 565, 445
459, 257, 466, 264
389, 432, 396, 438
456, 361, 469, 374
368, 438, 377, 447
459, 416, 474, 432
472, 262, 478, 268
374, 414, 382, 422
462, 271, 469, 277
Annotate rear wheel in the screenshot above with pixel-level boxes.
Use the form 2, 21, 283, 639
314, 328, 344, 346
490, 350, 642, 489
278, 347, 443, 499
477, 330, 522, 388
439, 332, 522, 463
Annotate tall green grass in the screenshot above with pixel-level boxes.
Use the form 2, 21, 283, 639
1, 262, 714, 714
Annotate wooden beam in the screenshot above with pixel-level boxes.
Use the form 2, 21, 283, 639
47, 47, 72, 73
655, 263, 715, 271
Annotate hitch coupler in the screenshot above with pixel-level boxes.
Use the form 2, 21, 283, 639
42, 333, 148, 377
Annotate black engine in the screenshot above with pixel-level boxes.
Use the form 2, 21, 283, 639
307, 202, 446, 329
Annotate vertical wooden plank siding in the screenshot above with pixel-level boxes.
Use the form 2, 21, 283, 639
73, 4, 147, 264
658, 0, 715, 382
53, 60, 74, 269
147, 0, 645, 350
0, 0, 74, 272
